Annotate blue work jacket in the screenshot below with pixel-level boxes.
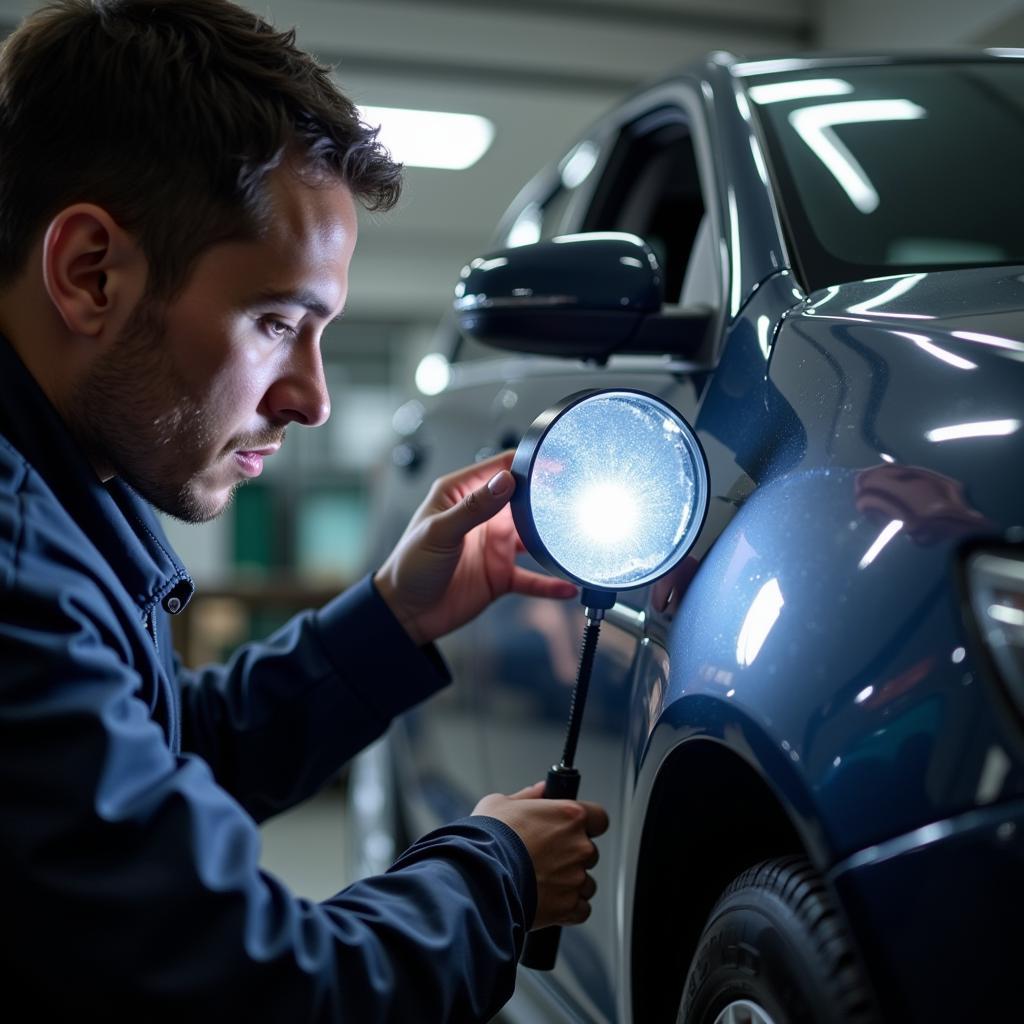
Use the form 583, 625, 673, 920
0, 336, 535, 1021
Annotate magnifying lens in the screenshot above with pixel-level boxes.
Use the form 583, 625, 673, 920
510, 388, 708, 970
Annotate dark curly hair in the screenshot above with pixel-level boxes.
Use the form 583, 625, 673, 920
0, 0, 402, 297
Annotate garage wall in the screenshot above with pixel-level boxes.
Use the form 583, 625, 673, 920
818, 0, 1024, 48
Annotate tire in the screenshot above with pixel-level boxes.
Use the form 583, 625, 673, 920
678, 856, 877, 1024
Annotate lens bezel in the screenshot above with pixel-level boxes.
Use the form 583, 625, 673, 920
510, 388, 709, 592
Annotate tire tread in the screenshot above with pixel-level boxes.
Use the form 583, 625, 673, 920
708, 855, 876, 1024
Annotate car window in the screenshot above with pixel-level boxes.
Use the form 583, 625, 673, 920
499, 139, 603, 250
583, 106, 714, 307
748, 62, 1024, 292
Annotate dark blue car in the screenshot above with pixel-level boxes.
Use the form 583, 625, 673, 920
351, 52, 1024, 1023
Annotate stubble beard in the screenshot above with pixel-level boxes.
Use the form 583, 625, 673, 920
67, 297, 235, 523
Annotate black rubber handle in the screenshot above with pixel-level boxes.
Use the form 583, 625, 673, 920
520, 765, 580, 971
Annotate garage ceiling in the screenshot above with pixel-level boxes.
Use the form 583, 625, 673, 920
282, 0, 811, 317
0, 0, 810, 318
0, 0, 1016, 320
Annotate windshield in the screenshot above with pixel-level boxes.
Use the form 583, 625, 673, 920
747, 61, 1024, 292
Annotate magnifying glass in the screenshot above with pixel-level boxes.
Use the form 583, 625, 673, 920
510, 388, 709, 970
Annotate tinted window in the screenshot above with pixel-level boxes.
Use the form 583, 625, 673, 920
584, 108, 707, 302
749, 62, 1024, 292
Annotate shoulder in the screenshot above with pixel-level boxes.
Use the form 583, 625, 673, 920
0, 433, 99, 598
0, 434, 30, 586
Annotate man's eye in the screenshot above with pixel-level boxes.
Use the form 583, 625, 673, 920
261, 317, 296, 339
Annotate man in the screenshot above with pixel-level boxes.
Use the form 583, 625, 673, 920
0, 1, 608, 1019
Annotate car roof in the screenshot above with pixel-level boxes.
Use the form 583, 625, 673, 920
708, 49, 1024, 79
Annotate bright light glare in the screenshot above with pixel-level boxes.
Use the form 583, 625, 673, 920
507, 203, 542, 247
893, 331, 976, 370
414, 353, 451, 395
733, 58, 820, 76
858, 519, 904, 569
748, 78, 853, 105
528, 393, 705, 589
552, 231, 646, 246
736, 578, 784, 667
846, 274, 930, 318
789, 99, 926, 213
952, 330, 1024, 355
359, 105, 494, 170
756, 315, 772, 360
560, 140, 599, 189
728, 187, 741, 316
926, 419, 1021, 443
576, 482, 638, 543
989, 603, 1024, 627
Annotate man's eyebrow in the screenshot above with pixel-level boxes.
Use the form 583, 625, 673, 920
251, 289, 344, 325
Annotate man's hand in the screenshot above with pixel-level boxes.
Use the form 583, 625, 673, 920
374, 451, 577, 646
473, 783, 610, 930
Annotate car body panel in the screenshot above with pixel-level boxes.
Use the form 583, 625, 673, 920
353, 50, 1024, 1024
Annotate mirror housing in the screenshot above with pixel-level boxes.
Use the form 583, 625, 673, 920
454, 233, 711, 362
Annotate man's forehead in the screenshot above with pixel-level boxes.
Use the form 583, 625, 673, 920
261, 160, 359, 247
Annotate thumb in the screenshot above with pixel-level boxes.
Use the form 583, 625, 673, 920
431, 470, 515, 545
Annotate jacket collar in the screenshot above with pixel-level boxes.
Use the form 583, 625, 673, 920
0, 334, 193, 616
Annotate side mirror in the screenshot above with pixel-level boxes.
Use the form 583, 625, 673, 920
454, 232, 711, 363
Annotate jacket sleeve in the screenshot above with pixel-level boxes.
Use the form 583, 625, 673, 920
1, 554, 535, 1022
177, 575, 450, 822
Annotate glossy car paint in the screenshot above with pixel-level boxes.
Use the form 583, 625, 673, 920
355, 52, 1024, 1023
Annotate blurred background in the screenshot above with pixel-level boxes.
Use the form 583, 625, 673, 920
1, 0, 1020, 894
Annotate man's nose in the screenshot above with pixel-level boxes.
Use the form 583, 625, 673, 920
262, 342, 331, 427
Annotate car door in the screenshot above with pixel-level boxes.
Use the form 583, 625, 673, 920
471, 84, 726, 1021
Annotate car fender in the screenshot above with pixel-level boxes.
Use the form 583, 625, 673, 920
640, 464, 1013, 861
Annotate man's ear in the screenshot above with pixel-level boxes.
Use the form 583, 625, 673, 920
41, 204, 146, 338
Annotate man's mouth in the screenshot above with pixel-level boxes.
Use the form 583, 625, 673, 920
234, 445, 280, 477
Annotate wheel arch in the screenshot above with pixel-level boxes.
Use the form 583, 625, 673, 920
627, 736, 806, 1024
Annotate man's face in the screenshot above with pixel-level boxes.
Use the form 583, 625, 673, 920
70, 164, 357, 522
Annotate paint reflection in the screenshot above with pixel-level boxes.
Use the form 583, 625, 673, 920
855, 463, 991, 545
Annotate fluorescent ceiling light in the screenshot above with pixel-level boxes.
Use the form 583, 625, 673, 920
789, 99, 926, 213
925, 419, 1021, 443
748, 78, 853, 105
359, 105, 494, 170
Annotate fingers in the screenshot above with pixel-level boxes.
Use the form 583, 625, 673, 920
579, 800, 610, 837
427, 468, 516, 548
509, 566, 578, 600
553, 873, 598, 926
431, 451, 514, 505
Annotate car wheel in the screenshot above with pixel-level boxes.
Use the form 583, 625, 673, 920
678, 856, 876, 1024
